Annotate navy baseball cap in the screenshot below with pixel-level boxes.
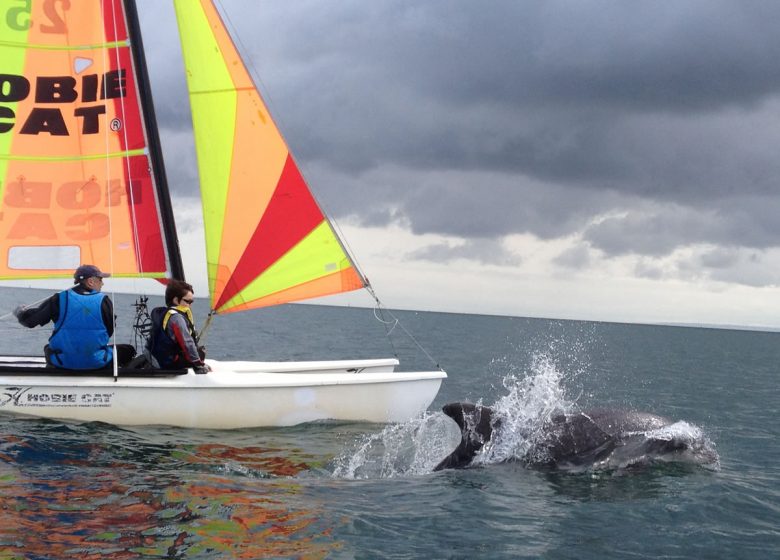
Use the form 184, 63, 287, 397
73, 264, 111, 283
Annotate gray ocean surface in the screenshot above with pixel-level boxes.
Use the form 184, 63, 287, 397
0, 286, 776, 559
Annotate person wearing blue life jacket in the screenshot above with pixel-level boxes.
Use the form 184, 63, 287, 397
147, 279, 211, 374
14, 264, 135, 370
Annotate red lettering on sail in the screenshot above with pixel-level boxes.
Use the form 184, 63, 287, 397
56, 181, 101, 209
7, 214, 57, 239
65, 214, 109, 240
4, 182, 51, 208
105, 179, 128, 207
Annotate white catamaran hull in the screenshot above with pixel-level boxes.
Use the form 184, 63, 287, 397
0, 357, 446, 429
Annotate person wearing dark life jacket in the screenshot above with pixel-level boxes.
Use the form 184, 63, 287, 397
148, 279, 211, 374
13, 264, 136, 369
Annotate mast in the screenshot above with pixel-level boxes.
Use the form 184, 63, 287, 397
123, 0, 186, 281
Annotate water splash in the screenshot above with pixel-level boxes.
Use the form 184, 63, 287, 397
635, 421, 720, 471
474, 352, 577, 466
331, 412, 461, 479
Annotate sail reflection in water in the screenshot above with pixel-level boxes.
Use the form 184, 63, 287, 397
0, 422, 342, 558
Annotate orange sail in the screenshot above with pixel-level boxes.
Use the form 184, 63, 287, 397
173, 0, 365, 313
0, 0, 169, 280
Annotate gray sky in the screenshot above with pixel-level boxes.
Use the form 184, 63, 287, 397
138, 0, 780, 328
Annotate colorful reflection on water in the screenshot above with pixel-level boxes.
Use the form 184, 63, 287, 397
0, 424, 343, 558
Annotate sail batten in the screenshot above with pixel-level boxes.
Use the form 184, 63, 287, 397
174, 0, 365, 313
0, 41, 129, 50
0, 149, 146, 162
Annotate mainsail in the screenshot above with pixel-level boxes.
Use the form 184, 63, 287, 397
0, 0, 174, 280
173, 0, 365, 314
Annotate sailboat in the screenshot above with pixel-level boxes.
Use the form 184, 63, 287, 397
0, 0, 446, 428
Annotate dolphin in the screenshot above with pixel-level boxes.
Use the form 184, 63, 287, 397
434, 402, 710, 471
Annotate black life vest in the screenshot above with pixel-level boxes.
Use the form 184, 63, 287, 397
148, 306, 195, 368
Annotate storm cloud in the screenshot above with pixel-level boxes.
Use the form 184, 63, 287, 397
142, 0, 780, 286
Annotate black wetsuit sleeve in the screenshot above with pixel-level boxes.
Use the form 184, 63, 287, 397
16, 293, 59, 328
102, 296, 114, 337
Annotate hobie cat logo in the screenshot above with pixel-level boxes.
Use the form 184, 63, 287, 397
1, 0, 129, 137
0, 387, 115, 408
0, 70, 128, 136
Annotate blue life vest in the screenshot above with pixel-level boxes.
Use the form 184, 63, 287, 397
148, 306, 194, 368
48, 289, 112, 369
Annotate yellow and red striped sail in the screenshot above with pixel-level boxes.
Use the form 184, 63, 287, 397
173, 0, 365, 314
0, 0, 168, 280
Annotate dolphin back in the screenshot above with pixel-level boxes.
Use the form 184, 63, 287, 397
536, 410, 678, 468
433, 405, 686, 472
536, 412, 616, 466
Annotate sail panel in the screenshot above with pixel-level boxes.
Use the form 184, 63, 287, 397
0, 4, 29, 211
219, 268, 364, 314
0, 0, 168, 278
174, 0, 365, 313
217, 221, 362, 312
187, 90, 236, 297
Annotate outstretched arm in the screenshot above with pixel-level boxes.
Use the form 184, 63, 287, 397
15, 294, 59, 328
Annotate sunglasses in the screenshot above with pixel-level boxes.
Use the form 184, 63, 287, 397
180, 298, 194, 304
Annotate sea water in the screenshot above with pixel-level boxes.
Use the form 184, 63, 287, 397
0, 287, 776, 558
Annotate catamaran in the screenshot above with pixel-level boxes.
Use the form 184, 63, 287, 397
0, 0, 446, 428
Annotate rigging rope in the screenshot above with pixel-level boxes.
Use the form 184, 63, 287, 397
366, 286, 442, 371
103, 0, 122, 381
196, 310, 217, 345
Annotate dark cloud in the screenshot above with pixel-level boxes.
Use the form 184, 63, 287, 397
689, 249, 780, 287
698, 247, 741, 269
583, 194, 780, 258
583, 205, 712, 257
240, 1, 780, 113
234, 1, 780, 174
141, 0, 780, 274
